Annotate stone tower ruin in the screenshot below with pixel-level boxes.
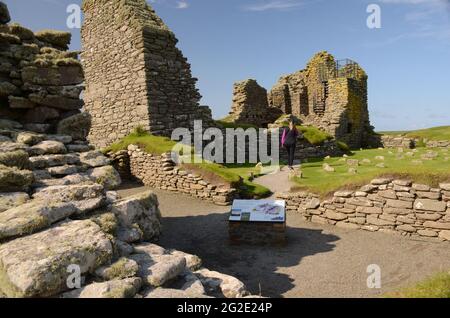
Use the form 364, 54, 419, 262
81, 0, 214, 148
268, 51, 372, 148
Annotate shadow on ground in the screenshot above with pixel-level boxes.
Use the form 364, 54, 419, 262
158, 212, 339, 298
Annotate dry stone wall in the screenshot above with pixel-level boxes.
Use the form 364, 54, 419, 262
227, 79, 282, 127
115, 145, 238, 206
277, 178, 450, 242
81, 0, 215, 148
0, 7, 84, 134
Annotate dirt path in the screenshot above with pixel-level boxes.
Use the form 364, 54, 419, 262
118, 183, 450, 298
254, 166, 298, 197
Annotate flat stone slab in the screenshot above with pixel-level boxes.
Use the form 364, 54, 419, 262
0, 220, 112, 297
194, 268, 248, 298
61, 278, 141, 298
0, 192, 29, 213
144, 287, 210, 298
129, 253, 186, 287
0, 200, 78, 240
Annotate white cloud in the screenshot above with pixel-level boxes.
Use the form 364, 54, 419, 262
176, 1, 189, 9
243, 0, 306, 12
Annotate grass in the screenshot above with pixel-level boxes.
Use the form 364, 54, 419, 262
385, 272, 450, 298
380, 126, 450, 142
215, 118, 258, 130
297, 125, 333, 145
104, 129, 178, 155
292, 147, 450, 197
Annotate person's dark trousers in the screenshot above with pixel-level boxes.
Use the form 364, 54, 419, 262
285, 144, 296, 167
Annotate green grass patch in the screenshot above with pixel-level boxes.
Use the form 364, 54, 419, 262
380, 126, 450, 142
292, 148, 450, 197
104, 128, 178, 155
297, 125, 333, 145
215, 118, 258, 130
385, 272, 450, 298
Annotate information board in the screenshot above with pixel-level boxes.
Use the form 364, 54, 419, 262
229, 200, 286, 223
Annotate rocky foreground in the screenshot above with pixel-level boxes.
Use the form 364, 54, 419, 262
0, 118, 250, 298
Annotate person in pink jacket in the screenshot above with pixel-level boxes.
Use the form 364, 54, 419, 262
281, 121, 299, 170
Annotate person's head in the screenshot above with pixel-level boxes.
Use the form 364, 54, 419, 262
289, 120, 295, 130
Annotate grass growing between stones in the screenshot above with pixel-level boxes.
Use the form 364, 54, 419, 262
292, 148, 450, 197
385, 272, 450, 298
380, 126, 450, 141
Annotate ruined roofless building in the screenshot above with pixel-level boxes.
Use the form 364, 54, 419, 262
81, 0, 214, 148
268, 51, 373, 148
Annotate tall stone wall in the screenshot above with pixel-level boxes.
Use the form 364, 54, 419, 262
268, 51, 373, 148
277, 178, 450, 242
0, 4, 84, 134
227, 79, 282, 127
81, 0, 214, 148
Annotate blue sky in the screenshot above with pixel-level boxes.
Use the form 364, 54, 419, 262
5, 0, 450, 131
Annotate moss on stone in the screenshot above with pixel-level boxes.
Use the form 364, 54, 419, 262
90, 212, 118, 235
35, 29, 72, 49
0, 150, 30, 169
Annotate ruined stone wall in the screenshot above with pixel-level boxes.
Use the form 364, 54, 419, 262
227, 79, 282, 127
380, 135, 416, 149
81, 0, 214, 148
268, 51, 372, 148
0, 7, 84, 134
277, 178, 450, 242
118, 145, 238, 206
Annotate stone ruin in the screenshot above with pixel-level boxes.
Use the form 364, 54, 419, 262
0, 2, 250, 298
227, 79, 282, 127
228, 51, 373, 148
0, 5, 84, 135
81, 0, 215, 148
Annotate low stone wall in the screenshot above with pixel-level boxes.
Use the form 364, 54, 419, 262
279, 139, 344, 161
381, 135, 450, 149
277, 178, 450, 242
380, 135, 415, 149
425, 140, 450, 148
118, 145, 237, 206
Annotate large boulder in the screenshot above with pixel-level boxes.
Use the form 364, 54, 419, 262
0, 220, 113, 297
0, 200, 77, 240
94, 257, 139, 281
0, 150, 30, 169
32, 183, 105, 214
112, 190, 162, 241
61, 278, 141, 298
129, 253, 186, 287
24, 106, 60, 124
79, 150, 110, 168
0, 164, 34, 192
0, 192, 29, 212
0, 2, 11, 24
194, 269, 249, 298
0, 119, 21, 130
29, 140, 67, 156
87, 165, 122, 190
28, 93, 83, 111
21, 66, 83, 86
57, 113, 91, 141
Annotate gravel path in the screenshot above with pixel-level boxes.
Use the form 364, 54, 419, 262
118, 183, 450, 298
254, 166, 298, 197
